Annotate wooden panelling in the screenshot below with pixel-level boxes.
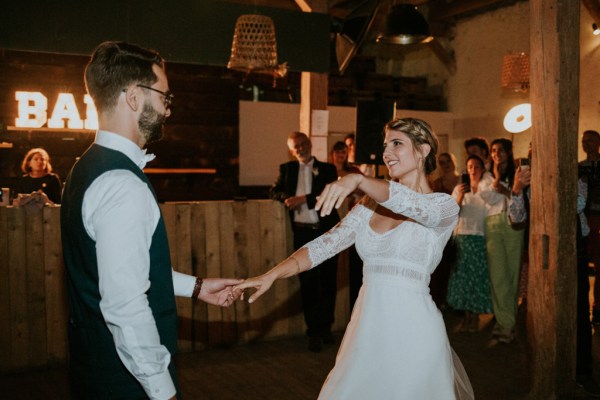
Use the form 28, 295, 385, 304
43, 207, 67, 364
7, 208, 28, 369
0, 206, 10, 368
0, 201, 352, 372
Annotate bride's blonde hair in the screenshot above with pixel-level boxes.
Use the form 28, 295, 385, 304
384, 118, 439, 175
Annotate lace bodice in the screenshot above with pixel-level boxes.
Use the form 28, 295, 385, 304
304, 181, 459, 282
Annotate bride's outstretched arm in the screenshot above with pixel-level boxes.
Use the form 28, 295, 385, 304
316, 174, 389, 216
236, 201, 363, 303
234, 248, 311, 304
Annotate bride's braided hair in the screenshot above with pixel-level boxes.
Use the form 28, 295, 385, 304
384, 117, 439, 175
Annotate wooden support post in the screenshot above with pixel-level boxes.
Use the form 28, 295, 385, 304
528, 0, 580, 398
300, 71, 329, 160
299, 0, 329, 161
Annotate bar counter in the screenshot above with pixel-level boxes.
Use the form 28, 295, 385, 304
0, 201, 353, 372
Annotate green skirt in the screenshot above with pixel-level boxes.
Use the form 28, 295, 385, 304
446, 234, 493, 314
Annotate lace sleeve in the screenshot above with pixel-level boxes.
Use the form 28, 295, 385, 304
303, 203, 369, 268
507, 193, 527, 224
379, 181, 459, 230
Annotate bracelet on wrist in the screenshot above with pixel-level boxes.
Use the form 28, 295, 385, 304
192, 277, 203, 299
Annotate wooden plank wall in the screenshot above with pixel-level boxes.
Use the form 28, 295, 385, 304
0, 200, 353, 372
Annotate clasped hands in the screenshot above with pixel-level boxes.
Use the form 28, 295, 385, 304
233, 174, 362, 304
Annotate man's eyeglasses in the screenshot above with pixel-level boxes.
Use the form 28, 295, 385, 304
131, 84, 174, 109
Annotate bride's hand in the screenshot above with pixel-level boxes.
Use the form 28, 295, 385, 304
233, 273, 276, 304
315, 174, 363, 216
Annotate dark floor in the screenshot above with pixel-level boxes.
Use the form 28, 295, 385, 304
2, 307, 599, 399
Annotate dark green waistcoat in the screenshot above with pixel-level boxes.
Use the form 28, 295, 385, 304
61, 144, 178, 399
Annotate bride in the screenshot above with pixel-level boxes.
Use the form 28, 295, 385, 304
235, 118, 474, 399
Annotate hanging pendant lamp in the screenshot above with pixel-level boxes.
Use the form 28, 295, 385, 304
501, 52, 530, 92
228, 14, 279, 72
376, 4, 432, 45
227, 14, 287, 78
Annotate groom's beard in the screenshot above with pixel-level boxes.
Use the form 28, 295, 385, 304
138, 101, 166, 144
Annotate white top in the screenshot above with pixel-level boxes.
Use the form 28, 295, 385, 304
82, 130, 196, 400
451, 185, 488, 236
479, 172, 508, 216
305, 181, 459, 276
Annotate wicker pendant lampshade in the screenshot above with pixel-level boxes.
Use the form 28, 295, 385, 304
501, 52, 530, 92
228, 14, 278, 72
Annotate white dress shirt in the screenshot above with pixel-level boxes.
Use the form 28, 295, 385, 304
82, 130, 196, 400
294, 157, 320, 224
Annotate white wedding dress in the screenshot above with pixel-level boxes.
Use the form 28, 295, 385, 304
305, 181, 474, 400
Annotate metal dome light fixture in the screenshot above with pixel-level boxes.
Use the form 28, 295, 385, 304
376, 4, 433, 45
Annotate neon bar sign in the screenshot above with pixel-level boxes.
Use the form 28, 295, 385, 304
14, 91, 98, 130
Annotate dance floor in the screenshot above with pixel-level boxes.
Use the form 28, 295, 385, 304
2, 302, 599, 399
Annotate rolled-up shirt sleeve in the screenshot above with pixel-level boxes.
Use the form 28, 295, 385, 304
83, 170, 176, 400
173, 270, 196, 297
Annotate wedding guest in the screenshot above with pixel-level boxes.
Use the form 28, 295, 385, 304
432, 152, 460, 195
579, 130, 600, 326
480, 138, 524, 344
447, 155, 493, 332
344, 133, 357, 164
18, 148, 62, 204
464, 137, 491, 171
331, 141, 362, 179
270, 132, 340, 352
430, 152, 460, 308
345, 133, 375, 177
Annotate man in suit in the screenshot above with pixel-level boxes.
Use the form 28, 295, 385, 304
271, 131, 340, 352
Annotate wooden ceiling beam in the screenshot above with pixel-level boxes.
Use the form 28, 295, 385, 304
428, 0, 516, 21
427, 38, 457, 74
294, 0, 313, 12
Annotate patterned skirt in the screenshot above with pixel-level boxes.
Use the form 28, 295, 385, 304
446, 235, 493, 314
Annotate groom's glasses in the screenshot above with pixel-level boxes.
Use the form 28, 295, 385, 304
123, 85, 174, 109
136, 85, 174, 109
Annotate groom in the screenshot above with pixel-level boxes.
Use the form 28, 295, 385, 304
270, 131, 340, 352
61, 41, 241, 399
